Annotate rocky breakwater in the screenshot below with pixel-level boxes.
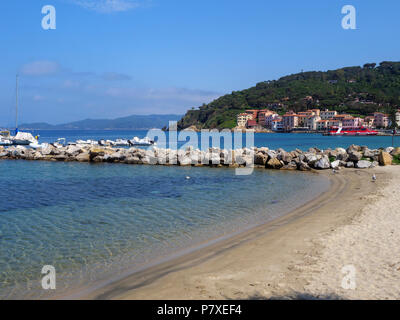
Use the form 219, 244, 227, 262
0, 144, 398, 171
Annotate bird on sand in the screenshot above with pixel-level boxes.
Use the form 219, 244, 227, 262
372, 174, 377, 182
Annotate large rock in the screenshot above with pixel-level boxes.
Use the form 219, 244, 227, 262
76, 152, 90, 162
348, 150, 362, 162
278, 151, 293, 164
281, 162, 298, 170
66, 145, 83, 156
347, 144, 361, 153
330, 160, 340, 169
298, 161, 311, 171
391, 147, 400, 157
41, 144, 57, 155
314, 156, 330, 169
356, 160, 372, 169
266, 150, 277, 160
378, 151, 392, 166
254, 152, 268, 165
266, 157, 283, 169
363, 148, 379, 158
346, 161, 355, 168
385, 147, 394, 154
124, 156, 141, 164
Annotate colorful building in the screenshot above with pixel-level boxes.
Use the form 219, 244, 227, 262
374, 112, 390, 128
282, 111, 299, 131
320, 109, 338, 120
237, 113, 253, 127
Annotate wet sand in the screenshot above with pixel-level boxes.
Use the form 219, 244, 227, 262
79, 166, 399, 300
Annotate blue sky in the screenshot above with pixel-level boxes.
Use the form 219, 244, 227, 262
0, 0, 399, 125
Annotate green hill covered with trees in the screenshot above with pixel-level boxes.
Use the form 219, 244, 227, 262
177, 61, 400, 129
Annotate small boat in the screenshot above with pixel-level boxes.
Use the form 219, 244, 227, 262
4, 76, 40, 147
113, 139, 130, 147
128, 136, 155, 146
324, 126, 378, 136
76, 139, 99, 145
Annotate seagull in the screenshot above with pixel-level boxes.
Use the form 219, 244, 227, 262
185, 176, 191, 180
372, 174, 377, 182
332, 169, 337, 174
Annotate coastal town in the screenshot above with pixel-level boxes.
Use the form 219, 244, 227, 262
236, 108, 400, 132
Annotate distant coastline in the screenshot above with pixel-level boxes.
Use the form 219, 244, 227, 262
11, 114, 182, 131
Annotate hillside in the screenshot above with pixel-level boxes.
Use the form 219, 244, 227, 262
177, 61, 400, 129
19, 114, 182, 130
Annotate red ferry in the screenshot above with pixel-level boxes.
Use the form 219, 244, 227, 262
325, 126, 379, 136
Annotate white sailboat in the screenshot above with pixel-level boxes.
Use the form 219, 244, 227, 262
6, 75, 39, 146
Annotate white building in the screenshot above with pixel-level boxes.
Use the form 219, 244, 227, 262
237, 113, 253, 127
320, 109, 338, 120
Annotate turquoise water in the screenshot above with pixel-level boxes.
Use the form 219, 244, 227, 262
0, 160, 330, 299
24, 129, 400, 150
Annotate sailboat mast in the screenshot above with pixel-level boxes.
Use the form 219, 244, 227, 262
15, 75, 18, 133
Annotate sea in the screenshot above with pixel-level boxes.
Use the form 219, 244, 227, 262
0, 130, 398, 299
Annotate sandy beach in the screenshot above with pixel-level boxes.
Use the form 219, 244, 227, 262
81, 166, 400, 300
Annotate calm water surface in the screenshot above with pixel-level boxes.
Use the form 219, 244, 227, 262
0, 160, 330, 299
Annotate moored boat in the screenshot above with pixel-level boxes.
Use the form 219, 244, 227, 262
324, 126, 378, 136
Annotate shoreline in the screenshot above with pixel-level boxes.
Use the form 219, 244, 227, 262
75, 169, 342, 299
76, 167, 397, 300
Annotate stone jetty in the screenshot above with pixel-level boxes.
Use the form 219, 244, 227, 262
0, 144, 399, 171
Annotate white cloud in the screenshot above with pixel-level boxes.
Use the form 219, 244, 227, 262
71, 0, 140, 13
20, 61, 60, 76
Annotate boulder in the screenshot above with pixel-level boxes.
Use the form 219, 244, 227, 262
66, 145, 83, 156
336, 147, 347, 154
266, 157, 283, 169
391, 147, 400, 157
298, 161, 311, 171
363, 148, 379, 158
314, 156, 330, 169
328, 150, 338, 159
347, 144, 361, 153
266, 150, 277, 160
124, 156, 141, 164
279, 151, 293, 164
76, 152, 90, 162
356, 160, 372, 169
370, 161, 379, 168
41, 144, 56, 155
330, 160, 340, 169
378, 151, 392, 166
109, 152, 126, 162
385, 147, 394, 154
348, 150, 362, 162
254, 152, 268, 165
281, 162, 298, 170
346, 161, 355, 168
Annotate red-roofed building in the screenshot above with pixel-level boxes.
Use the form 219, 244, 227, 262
246, 120, 258, 128
282, 111, 299, 131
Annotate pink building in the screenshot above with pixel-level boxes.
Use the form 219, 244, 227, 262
374, 112, 390, 128
342, 117, 362, 128
282, 111, 299, 131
